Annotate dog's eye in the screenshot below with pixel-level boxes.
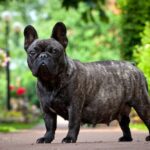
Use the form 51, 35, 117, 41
34, 47, 40, 51
51, 49, 58, 55
29, 51, 36, 56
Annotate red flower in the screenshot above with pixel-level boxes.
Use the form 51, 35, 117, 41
9, 85, 15, 91
16, 87, 26, 96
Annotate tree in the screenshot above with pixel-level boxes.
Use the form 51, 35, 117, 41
62, 0, 108, 22
118, 0, 150, 60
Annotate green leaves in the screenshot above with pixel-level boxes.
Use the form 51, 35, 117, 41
118, 0, 150, 60
62, 0, 109, 23
99, 9, 109, 23
134, 22, 150, 92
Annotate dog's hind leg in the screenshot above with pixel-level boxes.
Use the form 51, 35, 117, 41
118, 105, 133, 142
132, 90, 150, 141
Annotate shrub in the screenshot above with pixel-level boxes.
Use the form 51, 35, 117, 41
133, 22, 150, 91
118, 0, 150, 60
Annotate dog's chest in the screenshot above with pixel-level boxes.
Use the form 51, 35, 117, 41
49, 89, 69, 119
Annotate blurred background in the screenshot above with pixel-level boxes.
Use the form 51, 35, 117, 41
0, 0, 150, 132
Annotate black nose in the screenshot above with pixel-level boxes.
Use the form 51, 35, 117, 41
40, 53, 48, 59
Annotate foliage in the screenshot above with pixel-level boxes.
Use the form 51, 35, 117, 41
0, 105, 40, 123
0, 110, 23, 120
133, 22, 150, 91
0, 0, 108, 23
130, 123, 147, 131
0, 119, 41, 133
118, 0, 150, 60
0, 126, 16, 133
21, 72, 39, 106
62, 0, 109, 23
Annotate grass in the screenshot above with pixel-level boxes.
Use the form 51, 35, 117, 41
0, 119, 41, 133
130, 123, 147, 131
0, 120, 147, 133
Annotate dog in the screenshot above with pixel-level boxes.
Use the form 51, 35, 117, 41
24, 22, 150, 143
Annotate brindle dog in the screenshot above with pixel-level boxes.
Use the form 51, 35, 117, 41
24, 22, 150, 143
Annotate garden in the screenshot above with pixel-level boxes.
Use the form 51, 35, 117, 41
0, 0, 150, 132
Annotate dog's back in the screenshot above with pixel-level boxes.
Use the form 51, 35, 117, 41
70, 60, 148, 124
73, 60, 147, 102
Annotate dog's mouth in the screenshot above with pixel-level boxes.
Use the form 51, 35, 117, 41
39, 63, 49, 72
31, 58, 59, 80
37, 63, 50, 79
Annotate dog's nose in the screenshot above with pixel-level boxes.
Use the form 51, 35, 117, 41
40, 53, 48, 59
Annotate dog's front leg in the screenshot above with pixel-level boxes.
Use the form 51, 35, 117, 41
62, 104, 81, 143
36, 111, 57, 143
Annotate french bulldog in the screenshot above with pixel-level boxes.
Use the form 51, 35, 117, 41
24, 22, 150, 143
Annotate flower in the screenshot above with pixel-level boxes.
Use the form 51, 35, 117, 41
10, 85, 26, 98
13, 22, 22, 33
16, 87, 26, 96
1, 11, 12, 22
9, 85, 15, 91
0, 49, 9, 69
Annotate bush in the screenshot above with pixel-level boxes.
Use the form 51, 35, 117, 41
133, 22, 150, 91
118, 0, 150, 60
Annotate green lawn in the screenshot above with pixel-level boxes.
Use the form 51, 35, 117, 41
130, 123, 147, 131
0, 120, 41, 133
0, 121, 147, 133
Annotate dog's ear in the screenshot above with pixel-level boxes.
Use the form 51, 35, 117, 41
24, 25, 38, 50
51, 22, 68, 48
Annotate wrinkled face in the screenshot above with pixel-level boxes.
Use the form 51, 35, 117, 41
24, 22, 68, 81
26, 39, 67, 80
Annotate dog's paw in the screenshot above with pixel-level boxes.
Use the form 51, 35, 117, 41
146, 135, 150, 141
36, 137, 45, 143
36, 136, 53, 144
62, 136, 76, 143
119, 136, 133, 142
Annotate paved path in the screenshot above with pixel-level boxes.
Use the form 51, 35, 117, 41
0, 117, 150, 150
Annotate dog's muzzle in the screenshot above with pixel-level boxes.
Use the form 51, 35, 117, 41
39, 53, 48, 59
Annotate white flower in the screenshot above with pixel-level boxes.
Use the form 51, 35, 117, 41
0, 49, 10, 68
13, 22, 22, 33
1, 11, 12, 22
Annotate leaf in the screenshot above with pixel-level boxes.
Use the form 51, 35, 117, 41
81, 11, 89, 22
99, 9, 109, 23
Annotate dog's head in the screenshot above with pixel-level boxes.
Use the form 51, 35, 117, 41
24, 22, 68, 81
